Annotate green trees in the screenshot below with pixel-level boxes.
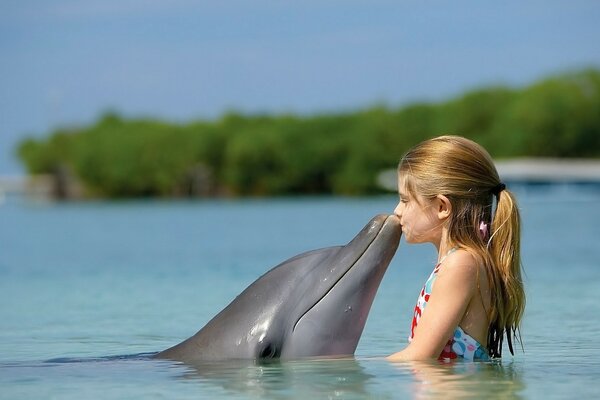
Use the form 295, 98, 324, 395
488, 69, 600, 157
17, 69, 600, 198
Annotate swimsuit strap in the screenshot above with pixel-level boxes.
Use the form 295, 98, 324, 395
410, 246, 458, 341
440, 247, 457, 263
434, 247, 457, 272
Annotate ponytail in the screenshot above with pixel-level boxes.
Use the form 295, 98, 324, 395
487, 189, 525, 358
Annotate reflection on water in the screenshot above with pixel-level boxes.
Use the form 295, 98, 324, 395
396, 359, 525, 399
0, 354, 531, 399
11, 353, 525, 399
177, 357, 376, 399
148, 356, 525, 399
6, 354, 527, 399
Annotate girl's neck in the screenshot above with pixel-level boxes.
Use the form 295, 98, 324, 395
435, 226, 454, 263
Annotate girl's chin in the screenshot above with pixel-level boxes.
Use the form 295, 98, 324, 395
404, 235, 424, 244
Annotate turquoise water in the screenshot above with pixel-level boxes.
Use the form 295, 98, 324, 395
1, 186, 600, 399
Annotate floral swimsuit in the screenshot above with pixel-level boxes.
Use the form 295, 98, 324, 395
409, 248, 490, 361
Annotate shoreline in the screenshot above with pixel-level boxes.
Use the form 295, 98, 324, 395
3, 158, 600, 199
494, 158, 600, 183
378, 158, 600, 191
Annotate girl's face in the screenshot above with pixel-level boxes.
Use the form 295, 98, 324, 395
394, 185, 444, 245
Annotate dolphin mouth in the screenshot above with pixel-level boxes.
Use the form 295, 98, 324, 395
292, 214, 399, 332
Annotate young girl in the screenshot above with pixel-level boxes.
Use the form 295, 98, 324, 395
387, 135, 525, 361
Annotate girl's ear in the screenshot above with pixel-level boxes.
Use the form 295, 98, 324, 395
436, 194, 452, 221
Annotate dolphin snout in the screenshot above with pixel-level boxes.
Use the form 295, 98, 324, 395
379, 214, 402, 236
384, 214, 401, 225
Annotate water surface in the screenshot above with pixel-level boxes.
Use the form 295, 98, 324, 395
1, 186, 599, 398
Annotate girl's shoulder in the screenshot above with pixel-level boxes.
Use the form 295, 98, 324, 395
436, 248, 480, 288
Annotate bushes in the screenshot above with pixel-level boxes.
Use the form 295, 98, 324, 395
488, 69, 600, 158
17, 69, 600, 198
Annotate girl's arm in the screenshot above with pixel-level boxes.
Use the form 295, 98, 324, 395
387, 251, 478, 361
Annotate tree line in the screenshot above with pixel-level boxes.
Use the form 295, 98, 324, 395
17, 69, 600, 198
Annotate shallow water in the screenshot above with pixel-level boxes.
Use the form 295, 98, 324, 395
1, 186, 600, 398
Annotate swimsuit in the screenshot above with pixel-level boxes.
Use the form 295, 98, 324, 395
409, 248, 490, 361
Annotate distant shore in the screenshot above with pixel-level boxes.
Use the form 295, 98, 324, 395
16, 70, 600, 198
0, 174, 55, 199
377, 158, 600, 192
494, 159, 600, 182
2, 158, 600, 200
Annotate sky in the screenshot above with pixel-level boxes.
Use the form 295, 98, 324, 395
1, 0, 600, 174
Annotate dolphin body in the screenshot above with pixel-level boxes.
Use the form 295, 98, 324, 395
155, 214, 401, 362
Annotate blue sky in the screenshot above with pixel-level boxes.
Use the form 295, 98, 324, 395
2, 0, 600, 173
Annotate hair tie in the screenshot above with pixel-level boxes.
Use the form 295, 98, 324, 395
491, 182, 506, 197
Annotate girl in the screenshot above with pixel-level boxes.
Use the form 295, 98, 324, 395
387, 135, 525, 361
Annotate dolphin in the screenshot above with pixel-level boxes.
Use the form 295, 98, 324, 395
155, 214, 401, 362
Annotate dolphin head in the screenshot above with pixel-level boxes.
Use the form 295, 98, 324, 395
156, 214, 401, 362
278, 213, 401, 359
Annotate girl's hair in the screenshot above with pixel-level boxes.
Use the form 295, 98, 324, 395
398, 135, 525, 358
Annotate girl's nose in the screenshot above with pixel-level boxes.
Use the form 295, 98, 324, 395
394, 202, 403, 217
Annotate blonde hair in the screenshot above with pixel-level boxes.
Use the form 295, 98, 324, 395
398, 135, 525, 358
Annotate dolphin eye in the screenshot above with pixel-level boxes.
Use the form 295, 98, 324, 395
259, 344, 277, 359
